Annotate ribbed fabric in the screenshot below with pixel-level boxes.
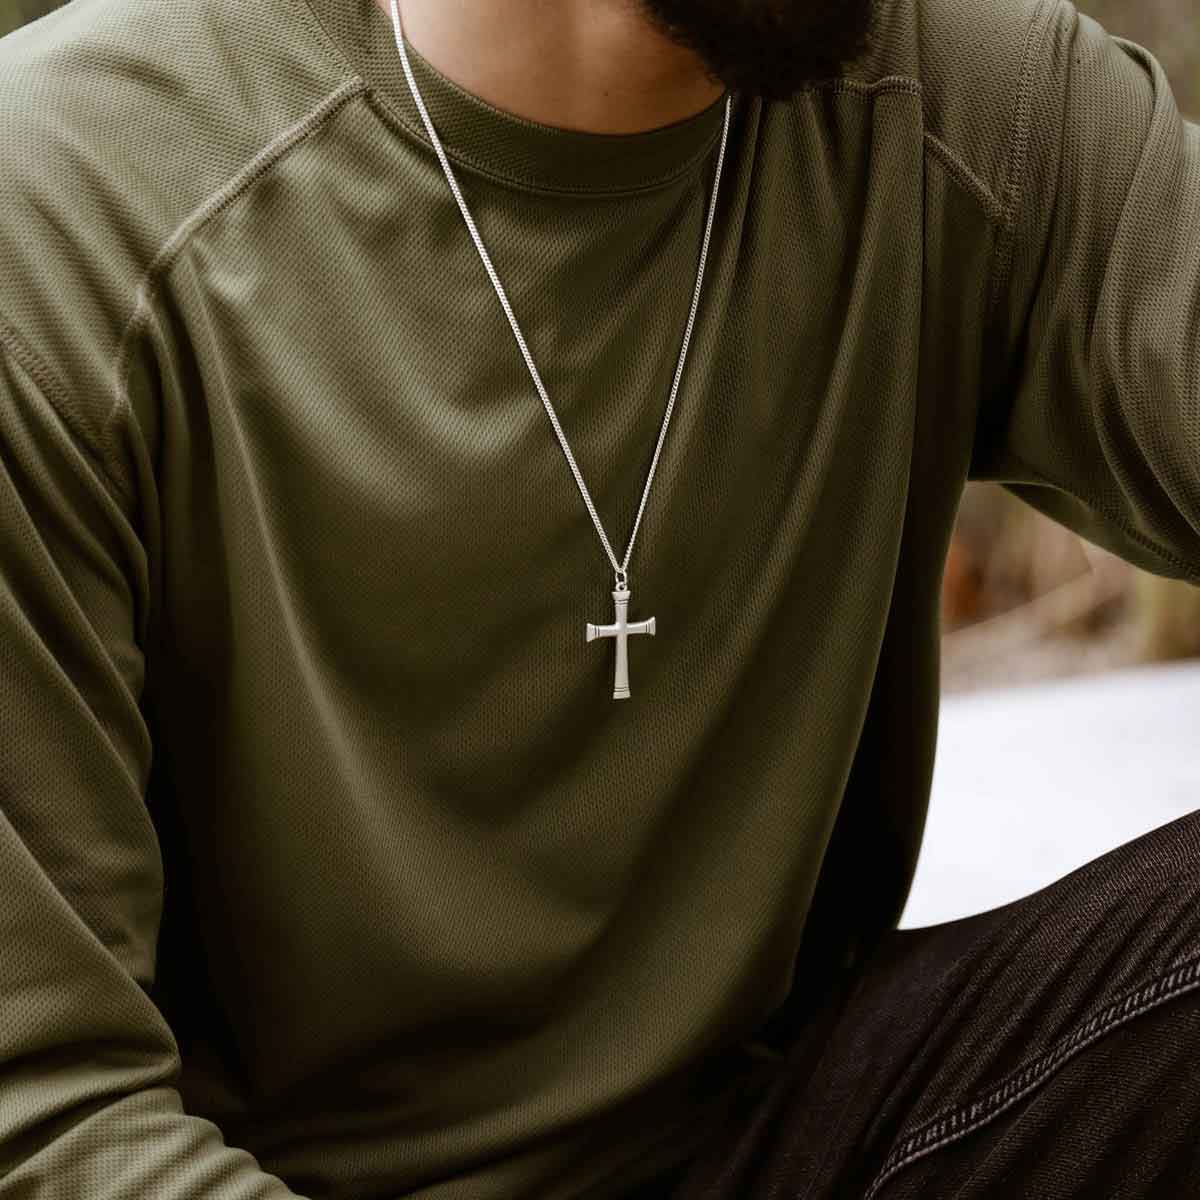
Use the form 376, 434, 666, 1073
0, 0, 1197, 1197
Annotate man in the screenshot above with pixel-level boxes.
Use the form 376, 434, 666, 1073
0, 0, 1197, 1195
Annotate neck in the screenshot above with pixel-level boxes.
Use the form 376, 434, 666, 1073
374, 0, 727, 134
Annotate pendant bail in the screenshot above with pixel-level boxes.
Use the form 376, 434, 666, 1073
614, 567, 629, 592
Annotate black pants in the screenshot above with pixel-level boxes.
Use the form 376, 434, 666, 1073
638, 806, 1200, 1198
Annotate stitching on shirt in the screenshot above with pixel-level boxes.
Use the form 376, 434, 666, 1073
278, 0, 354, 81
1004, 448, 1200, 582
111, 76, 368, 439
366, 76, 925, 200
830, 77, 1008, 229
969, 0, 1200, 584
862, 953, 1200, 1198
985, 0, 1063, 323
801, 76, 924, 100
361, 88, 732, 198
0, 313, 134, 511
922, 133, 1005, 226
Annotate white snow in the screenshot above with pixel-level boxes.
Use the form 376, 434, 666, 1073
896, 660, 1200, 929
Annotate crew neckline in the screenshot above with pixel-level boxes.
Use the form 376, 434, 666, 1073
299, 0, 734, 196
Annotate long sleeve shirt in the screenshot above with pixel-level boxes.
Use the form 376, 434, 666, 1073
0, 0, 1197, 1195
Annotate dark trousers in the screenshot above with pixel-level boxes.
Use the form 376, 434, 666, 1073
639, 806, 1200, 1198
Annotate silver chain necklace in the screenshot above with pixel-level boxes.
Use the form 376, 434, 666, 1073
387, 0, 733, 700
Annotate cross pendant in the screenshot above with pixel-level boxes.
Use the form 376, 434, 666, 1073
586, 587, 656, 701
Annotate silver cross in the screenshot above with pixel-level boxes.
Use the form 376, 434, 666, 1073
586, 588, 656, 700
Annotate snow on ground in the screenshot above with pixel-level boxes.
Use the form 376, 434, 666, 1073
897, 659, 1200, 929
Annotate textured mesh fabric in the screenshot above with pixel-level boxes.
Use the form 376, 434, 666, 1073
0, 0, 1197, 1197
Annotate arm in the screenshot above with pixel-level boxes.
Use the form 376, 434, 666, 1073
0, 328, 304, 1197
971, 0, 1200, 583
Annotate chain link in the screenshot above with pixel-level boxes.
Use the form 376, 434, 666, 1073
388, 0, 732, 595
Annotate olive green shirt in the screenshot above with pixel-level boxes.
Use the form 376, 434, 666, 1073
0, 0, 63, 39
0, 0, 1197, 1195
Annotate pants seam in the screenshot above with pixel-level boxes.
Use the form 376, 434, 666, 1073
877, 935, 1196, 1139
861, 952, 1200, 1199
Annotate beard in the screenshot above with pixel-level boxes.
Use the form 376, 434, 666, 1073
632, 0, 880, 102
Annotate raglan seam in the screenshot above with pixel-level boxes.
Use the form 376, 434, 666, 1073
110, 76, 368, 459
0, 314, 135, 512
5, 77, 370, 519
82, 16, 1054, 503
24, 63, 984, 520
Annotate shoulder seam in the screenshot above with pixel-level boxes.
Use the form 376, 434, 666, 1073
111, 76, 368, 434
0, 313, 134, 510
